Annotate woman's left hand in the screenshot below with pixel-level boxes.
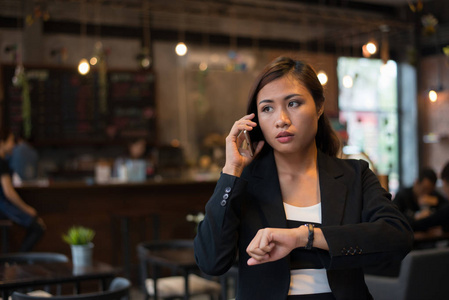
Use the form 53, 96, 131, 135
246, 226, 307, 266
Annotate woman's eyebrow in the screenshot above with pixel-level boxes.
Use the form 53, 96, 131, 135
258, 99, 274, 106
284, 93, 302, 100
258, 93, 303, 105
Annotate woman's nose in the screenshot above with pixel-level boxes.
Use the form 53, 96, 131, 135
275, 110, 291, 128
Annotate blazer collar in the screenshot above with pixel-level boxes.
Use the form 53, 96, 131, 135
317, 151, 347, 226
250, 149, 286, 228
249, 149, 347, 227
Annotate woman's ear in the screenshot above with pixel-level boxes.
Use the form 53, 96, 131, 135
317, 105, 324, 118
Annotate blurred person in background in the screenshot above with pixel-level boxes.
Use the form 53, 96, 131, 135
393, 167, 448, 224
114, 138, 154, 181
412, 162, 449, 233
0, 128, 45, 251
8, 127, 39, 181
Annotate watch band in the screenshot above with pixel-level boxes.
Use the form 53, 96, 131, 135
305, 223, 315, 250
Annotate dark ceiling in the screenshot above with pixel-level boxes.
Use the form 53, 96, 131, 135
1, 0, 448, 58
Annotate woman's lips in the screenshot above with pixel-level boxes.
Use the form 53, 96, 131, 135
276, 132, 294, 143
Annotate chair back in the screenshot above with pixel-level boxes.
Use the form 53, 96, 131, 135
137, 239, 221, 299
11, 277, 131, 300
0, 252, 69, 264
399, 247, 449, 300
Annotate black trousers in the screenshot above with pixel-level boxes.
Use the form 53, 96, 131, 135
19, 218, 45, 252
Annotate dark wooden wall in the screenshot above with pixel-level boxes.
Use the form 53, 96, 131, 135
11, 180, 216, 275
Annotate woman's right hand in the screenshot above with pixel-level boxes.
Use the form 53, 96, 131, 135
222, 113, 264, 177
25, 205, 37, 217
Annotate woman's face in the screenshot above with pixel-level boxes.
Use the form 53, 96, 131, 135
256, 75, 322, 155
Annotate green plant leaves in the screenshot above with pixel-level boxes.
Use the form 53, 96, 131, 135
62, 226, 95, 245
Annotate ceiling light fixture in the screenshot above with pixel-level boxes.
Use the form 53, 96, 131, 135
428, 89, 438, 102
175, 42, 187, 56
317, 71, 328, 86
78, 58, 90, 75
78, 0, 90, 75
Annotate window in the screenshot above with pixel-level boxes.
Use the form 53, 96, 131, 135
337, 57, 399, 193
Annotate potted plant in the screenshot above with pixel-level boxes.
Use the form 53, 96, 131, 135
62, 226, 95, 267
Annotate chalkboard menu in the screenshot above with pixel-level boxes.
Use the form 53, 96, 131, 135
1, 65, 156, 145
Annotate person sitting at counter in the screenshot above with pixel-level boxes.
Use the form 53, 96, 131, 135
0, 128, 45, 251
7, 127, 39, 181
113, 138, 154, 181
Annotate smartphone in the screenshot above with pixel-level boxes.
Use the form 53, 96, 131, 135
240, 129, 255, 157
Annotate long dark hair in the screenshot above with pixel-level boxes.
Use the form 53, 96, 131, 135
246, 56, 340, 157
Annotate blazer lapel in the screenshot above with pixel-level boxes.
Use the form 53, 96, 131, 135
318, 151, 347, 226
250, 150, 287, 229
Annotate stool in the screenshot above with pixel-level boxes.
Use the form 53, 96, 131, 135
111, 211, 160, 280
0, 219, 13, 253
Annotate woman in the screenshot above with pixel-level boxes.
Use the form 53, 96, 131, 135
194, 57, 413, 300
0, 129, 45, 251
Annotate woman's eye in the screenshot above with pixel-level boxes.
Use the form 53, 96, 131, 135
261, 106, 273, 113
288, 101, 300, 108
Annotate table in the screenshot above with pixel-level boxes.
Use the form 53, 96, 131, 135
413, 228, 449, 249
111, 211, 160, 279
0, 261, 118, 299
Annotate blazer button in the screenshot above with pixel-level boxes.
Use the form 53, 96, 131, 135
225, 187, 232, 193
223, 193, 229, 200
221, 199, 227, 206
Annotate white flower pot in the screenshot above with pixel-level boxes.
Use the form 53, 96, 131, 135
70, 243, 94, 267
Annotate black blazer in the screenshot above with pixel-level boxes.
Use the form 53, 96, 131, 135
194, 149, 413, 300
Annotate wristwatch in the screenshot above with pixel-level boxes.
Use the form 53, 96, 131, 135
304, 223, 315, 250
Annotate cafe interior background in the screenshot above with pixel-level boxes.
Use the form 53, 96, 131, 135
0, 0, 449, 283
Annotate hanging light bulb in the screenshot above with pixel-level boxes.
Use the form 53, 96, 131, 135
199, 62, 208, 71
141, 56, 151, 68
428, 90, 438, 102
90, 56, 98, 66
78, 58, 90, 75
175, 42, 187, 56
317, 71, 328, 86
366, 42, 377, 55
362, 41, 378, 58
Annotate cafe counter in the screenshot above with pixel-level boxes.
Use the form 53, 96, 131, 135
11, 177, 218, 267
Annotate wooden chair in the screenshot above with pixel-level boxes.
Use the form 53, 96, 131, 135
365, 247, 449, 300
137, 240, 221, 300
11, 277, 131, 300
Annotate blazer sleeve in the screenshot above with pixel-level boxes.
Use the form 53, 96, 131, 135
319, 161, 414, 270
194, 173, 246, 276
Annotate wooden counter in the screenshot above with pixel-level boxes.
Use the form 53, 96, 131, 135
11, 178, 217, 270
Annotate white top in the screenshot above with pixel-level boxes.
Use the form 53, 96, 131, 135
283, 202, 332, 295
